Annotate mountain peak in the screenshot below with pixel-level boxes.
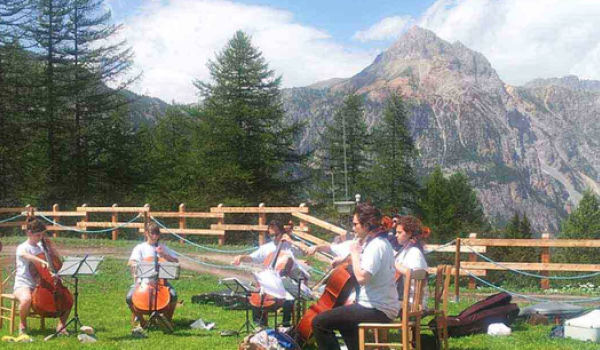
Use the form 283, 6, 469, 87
346, 25, 502, 94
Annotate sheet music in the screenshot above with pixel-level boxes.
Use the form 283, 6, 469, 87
58, 256, 104, 276
136, 261, 180, 280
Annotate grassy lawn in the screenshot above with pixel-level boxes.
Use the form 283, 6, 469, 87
0, 236, 600, 349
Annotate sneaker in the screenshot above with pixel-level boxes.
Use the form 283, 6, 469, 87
15, 334, 33, 343
131, 326, 147, 339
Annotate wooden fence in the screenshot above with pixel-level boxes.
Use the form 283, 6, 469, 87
456, 233, 600, 292
0, 203, 311, 246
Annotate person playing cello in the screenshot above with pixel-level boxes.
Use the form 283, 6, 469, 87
311, 203, 399, 350
394, 215, 429, 309
233, 220, 306, 327
126, 223, 179, 332
13, 219, 71, 336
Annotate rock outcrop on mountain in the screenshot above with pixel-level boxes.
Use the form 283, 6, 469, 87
282, 26, 600, 232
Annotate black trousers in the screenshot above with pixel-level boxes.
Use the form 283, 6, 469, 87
252, 300, 294, 327
312, 303, 392, 350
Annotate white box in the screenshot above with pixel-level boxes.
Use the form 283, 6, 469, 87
565, 310, 600, 342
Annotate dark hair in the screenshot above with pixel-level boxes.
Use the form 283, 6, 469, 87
26, 218, 46, 234
146, 222, 161, 236
397, 215, 430, 252
354, 203, 382, 232
268, 220, 284, 234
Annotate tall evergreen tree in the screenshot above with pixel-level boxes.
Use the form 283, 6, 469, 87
417, 167, 487, 242
558, 190, 600, 263
369, 93, 418, 212
318, 94, 370, 201
194, 30, 305, 204
63, 0, 137, 202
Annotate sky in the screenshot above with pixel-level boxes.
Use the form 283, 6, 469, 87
104, 0, 600, 103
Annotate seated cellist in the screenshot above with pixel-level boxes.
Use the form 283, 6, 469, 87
14, 219, 71, 336
126, 223, 179, 332
233, 220, 306, 327
394, 215, 429, 310
312, 203, 399, 350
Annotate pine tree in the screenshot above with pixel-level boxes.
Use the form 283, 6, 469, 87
369, 93, 418, 211
194, 30, 305, 204
318, 93, 370, 201
417, 167, 487, 243
558, 190, 600, 264
63, 0, 137, 202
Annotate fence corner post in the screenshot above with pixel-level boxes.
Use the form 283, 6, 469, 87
112, 204, 119, 241
258, 203, 266, 246
454, 237, 461, 302
143, 204, 150, 236
52, 204, 59, 238
468, 233, 477, 290
541, 232, 551, 290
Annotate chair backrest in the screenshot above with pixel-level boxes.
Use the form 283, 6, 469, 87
434, 265, 452, 315
400, 269, 428, 319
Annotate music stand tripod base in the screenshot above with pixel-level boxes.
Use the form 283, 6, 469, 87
45, 255, 104, 341
219, 278, 256, 335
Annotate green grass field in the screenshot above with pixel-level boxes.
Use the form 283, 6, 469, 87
1, 237, 600, 349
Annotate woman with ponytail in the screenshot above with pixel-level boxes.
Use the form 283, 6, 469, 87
394, 216, 430, 309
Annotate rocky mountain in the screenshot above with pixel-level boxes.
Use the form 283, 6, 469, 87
282, 26, 600, 232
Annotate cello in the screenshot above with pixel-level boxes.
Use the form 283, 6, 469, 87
131, 243, 171, 313
31, 237, 73, 317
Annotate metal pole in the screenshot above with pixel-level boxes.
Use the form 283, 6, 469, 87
342, 112, 349, 199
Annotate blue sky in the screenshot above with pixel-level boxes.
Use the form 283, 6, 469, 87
105, 0, 600, 103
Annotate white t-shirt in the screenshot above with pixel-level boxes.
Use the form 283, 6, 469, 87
129, 242, 175, 284
395, 246, 429, 309
356, 237, 400, 320
249, 240, 307, 278
14, 241, 44, 290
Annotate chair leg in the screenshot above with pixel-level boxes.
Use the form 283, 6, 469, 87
40, 317, 45, 331
402, 326, 409, 350
414, 318, 422, 350
10, 300, 16, 334
359, 326, 366, 350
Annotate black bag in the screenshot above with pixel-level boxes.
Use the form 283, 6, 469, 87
431, 292, 519, 337
420, 333, 440, 350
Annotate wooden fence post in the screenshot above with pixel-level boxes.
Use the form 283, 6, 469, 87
468, 233, 477, 290
81, 204, 88, 240
52, 204, 59, 238
179, 203, 186, 245
454, 237, 461, 302
143, 204, 150, 235
112, 204, 118, 241
299, 203, 309, 236
258, 203, 266, 246
541, 233, 551, 290
217, 204, 225, 246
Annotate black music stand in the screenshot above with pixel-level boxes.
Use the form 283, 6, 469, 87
135, 261, 180, 333
45, 255, 104, 341
219, 278, 258, 335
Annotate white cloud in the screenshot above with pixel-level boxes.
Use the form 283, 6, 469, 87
418, 0, 600, 85
352, 16, 412, 42
115, 0, 375, 103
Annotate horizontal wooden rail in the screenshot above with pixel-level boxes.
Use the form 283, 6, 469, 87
463, 238, 600, 248
151, 212, 224, 219
210, 206, 309, 214
77, 222, 145, 229
45, 225, 79, 232
436, 267, 485, 277
0, 207, 29, 213
140, 228, 225, 236
211, 224, 269, 231
427, 244, 486, 253
28, 211, 86, 217
77, 207, 149, 213
292, 213, 348, 236
462, 261, 600, 272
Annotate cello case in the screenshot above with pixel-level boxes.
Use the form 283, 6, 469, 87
431, 292, 519, 337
